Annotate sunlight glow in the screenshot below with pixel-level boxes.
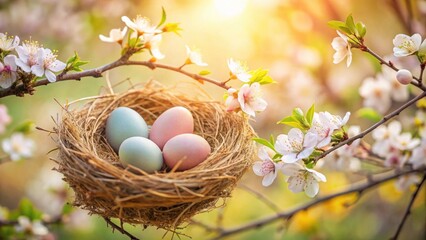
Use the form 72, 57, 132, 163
214, 0, 247, 17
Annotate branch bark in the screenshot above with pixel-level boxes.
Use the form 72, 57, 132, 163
390, 173, 426, 240
208, 167, 425, 240
0, 57, 229, 98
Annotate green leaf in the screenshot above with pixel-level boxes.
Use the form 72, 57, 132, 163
277, 116, 304, 129
253, 137, 275, 151
157, 7, 167, 28
258, 75, 276, 85
13, 121, 35, 134
66, 53, 78, 65
198, 70, 211, 76
345, 14, 356, 34
356, 22, 366, 38
61, 204, 74, 215
73, 61, 89, 67
269, 134, 275, 145
356, 107, 382, 122
128, 37, 139, 48
306, 104, 315, 125
292, 108, 305, 123
327, 20, 346, 30
337, 26, 352, 35
249, 68, 276, 85
15, 198, 42, 220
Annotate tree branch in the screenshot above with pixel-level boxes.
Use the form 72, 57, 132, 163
390, 173, 426, 240
208, 167, 425, 240
103, 217, 139, 240
361, 46, 426, 90
0, 57, 230, 98
316, 91, 426, 162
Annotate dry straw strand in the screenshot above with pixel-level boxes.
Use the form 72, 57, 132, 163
53, 81, 257, 230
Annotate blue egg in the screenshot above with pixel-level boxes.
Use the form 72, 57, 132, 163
105, 107, 149, 152
119, 137, 163, 173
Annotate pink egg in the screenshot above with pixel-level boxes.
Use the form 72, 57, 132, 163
149, 106, 194, 149
163, 134, 211, 171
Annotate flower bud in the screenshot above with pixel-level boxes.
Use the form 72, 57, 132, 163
396, 69, 413, 85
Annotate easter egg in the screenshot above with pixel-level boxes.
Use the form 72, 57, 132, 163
105, 107, 149, 152
163, 133, 211, 171
119, 137, 163, 173
149, 106, 194, 149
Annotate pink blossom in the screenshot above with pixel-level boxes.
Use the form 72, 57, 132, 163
237, 82, 267, 117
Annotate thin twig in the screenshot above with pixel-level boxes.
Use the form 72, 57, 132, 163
316, 91, 426, 162
390, 173, 426, 240
208, 167, 425, 240
361, 46, 425, 90
103, 217, 139, 240
238, 184, 282, 213
419, 63, 425, 85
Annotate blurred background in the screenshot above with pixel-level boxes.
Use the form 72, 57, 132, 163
0, 0, 425, 239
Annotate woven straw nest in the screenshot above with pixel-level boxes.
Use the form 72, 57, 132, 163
53, 81, 257, 230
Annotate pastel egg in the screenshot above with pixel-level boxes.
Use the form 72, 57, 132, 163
119, 137, 163, 173
105, 107, 149, 152
163, 133, 211, 171
149, 106, 194, 149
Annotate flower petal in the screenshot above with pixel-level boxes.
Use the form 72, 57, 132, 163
45, 70, 57, 82
304, 176, 319, 197
252, 161, 264, 176
262, 171, 277, 187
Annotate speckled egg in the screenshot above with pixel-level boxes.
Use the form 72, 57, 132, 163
163, 133, 211, 171
149, 106, 194, 149
105, 107, 149, 152
119, 137, 163, 173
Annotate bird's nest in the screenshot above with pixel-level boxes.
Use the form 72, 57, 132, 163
53, 81, 257, 230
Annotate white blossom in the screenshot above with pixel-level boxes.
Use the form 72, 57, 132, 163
308, 111, 347, 148
185, 46, 208, 66
227, 58, 252, 82
31, 48, 66, 82
15, 40, 42, 73
99, 27, 127, 44
408, 139, 426, 169
121, 15, 160, 36
143, 33, 165, 60
2, 133, 34, 161
393, 132, 420, 151
253, 146, 283, 186
275, 128, 317, 163
359, 76, 392, 114
372, 121, 401, 157
331, 31, 352, 67
15, 216, 49, 237
322, 125, 361, 171
281, 163, 326, 197
0, 33, 20, 51
395, 174, 421, 192
237, 82, 267, 117
225, 88, 240, 112
393, 33, 422, 57
0, 55, 18, 88
384, 150, 407, 168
